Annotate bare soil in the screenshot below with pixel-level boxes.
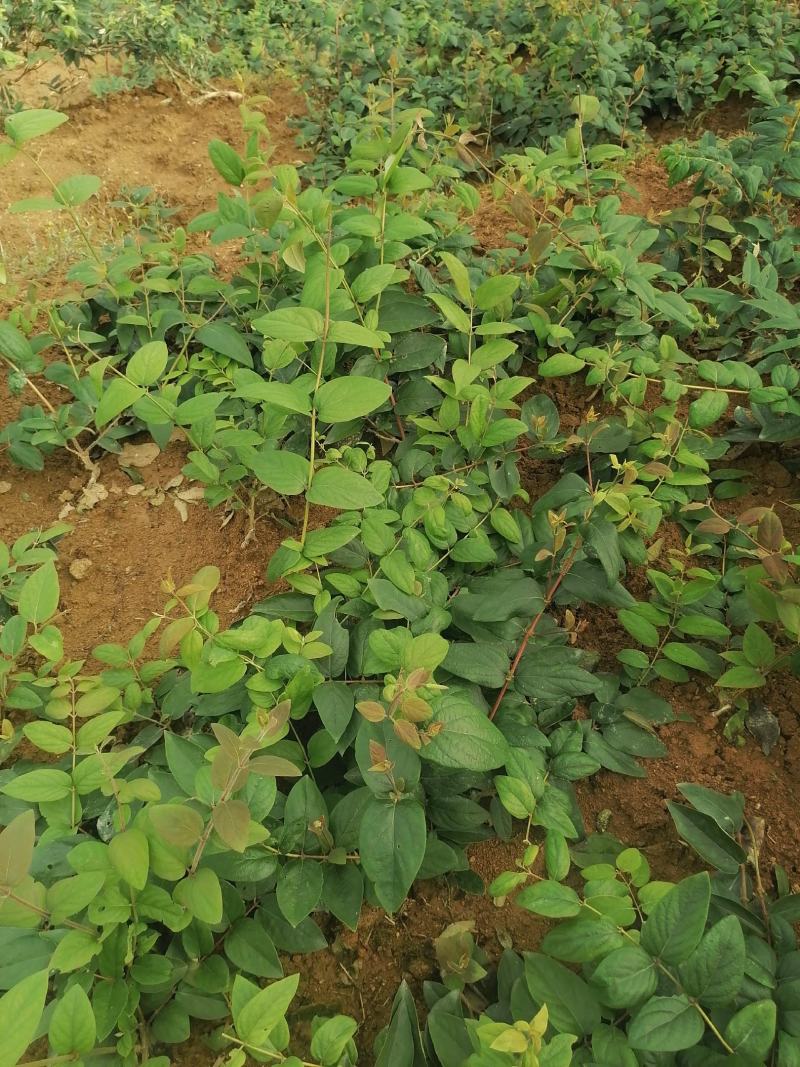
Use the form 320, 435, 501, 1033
1, 76, 797, 1064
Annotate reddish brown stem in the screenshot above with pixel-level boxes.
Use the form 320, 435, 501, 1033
489, 541, 582, 720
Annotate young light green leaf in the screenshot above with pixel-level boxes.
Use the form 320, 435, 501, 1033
316, 378, 391, 423
126, 341, 168, 387
0, 969, 49, 1067
49, 983, 96, 1055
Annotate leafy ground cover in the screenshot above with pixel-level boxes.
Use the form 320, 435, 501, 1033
2, 2, 800, 1066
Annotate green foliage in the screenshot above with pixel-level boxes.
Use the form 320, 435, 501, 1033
1, 7, 800, 1061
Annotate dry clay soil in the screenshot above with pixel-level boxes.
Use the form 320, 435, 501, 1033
1, 71, 799, 1062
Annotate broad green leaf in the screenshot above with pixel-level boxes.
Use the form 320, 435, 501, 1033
49, 983, 96, 1054
591, 946, 657, 1008
516, 880, 581, 918
628, 995, 704, 1052
0, 969, 49, 1067
276, 860, 324, 927
149, 803, 205, 847
359, 797, 426, 913
725, 1000, 776, 1061
742, 623, 775, 668
717, 664, 765, 688
5, 109, 67, 143
677, 915, 745, 1007
109, 828, 149, 890
429, 292, 472, 334
474, 274, 519, 310
174, 867, 222, 924
96, 377, 144, 427
641, 872, 710, 964
439, 252, 473, 306
254, 307, 324, 342
0, 811, 35, 888
666, 802, 746, 873
689, 389, 728, 429
17, 562, 59, 624
539, 353, 586, 377
524, 953, 601, 1035
316, 377, 391, 423
422, 692, 508, 771
233, 973, 299, 1043
310, 1015, 358, 1064
327, 321, 386, 348
208, 139, 246, 185
53, 174, 101, 207
196, 322, 253, 367
352, 264, 400, 303
2, 768, 72, 802
126, 341, 168, 387
243, 448, 309, 495
307, 467, 382, 509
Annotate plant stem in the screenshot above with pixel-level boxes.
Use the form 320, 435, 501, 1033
489, 538, 583, 719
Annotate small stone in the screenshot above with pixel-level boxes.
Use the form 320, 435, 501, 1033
69, 558, 93, 580
747, 699, 781, 755
118, 442, 160, 468
0, 481, 11, 494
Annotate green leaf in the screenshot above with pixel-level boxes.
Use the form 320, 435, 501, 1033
127, 341, 168, 387
49, 983, 96, 1055
474, 274, 519, 310
640, 872, 710, 964
689, 389, 729, 429
725, 1000, 776, 1061
618, 608, 660, 648
676, 783, 743, 835
231, 371, 310, 415
109, 828, 149, 890
233, 973, 299, 1043
174, 868, 223, 925
524, 953, 601, 1035
4, 109, 67, 144
276, 860, 324, 927
254, 307, 324, 342
591, 946, 657, 1008
18, 562, 59, 624
47, 872, 106, 924
359, 797, 426, 913
516, 880, 581, 918
572, 93, 601, 122
208, 139, 247, 185
225, 919, 282, 978
422, 692, 508, 771
307, 467, 382, 509
53, 174, 101, 207
352, 264, 399, 303
429, 292, 472, 334
0, 970, 49, 1067
717, 664, 766, 688
677, 915, 745, 1007
443, 643, 508, 687
0, 321, 35, 364
666, 802, 746, 873
196, 322, 253, 367
328, 321, 386, 348
628, 995, 704, 1052
743, 623, 775, 668
243, 449, 309, 495
310, 1015, 358, 1064
539, 353, 586, 377
316, 378, 391, 423
0, 811, 35, 888
439, 253, 473, 306
96, 377, 144, 427
2, 768, 72, 802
